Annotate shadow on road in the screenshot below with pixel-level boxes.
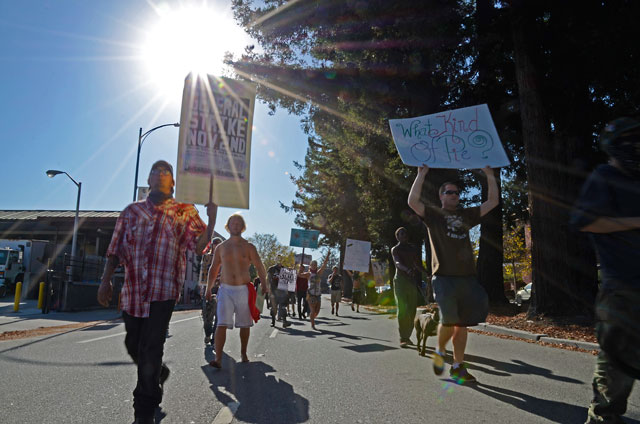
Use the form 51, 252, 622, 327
342, 343, 397, 353
201, 356, 310, 423
421, 346, 583, 384
470, 382, 640, 424
336, 314, 371, 320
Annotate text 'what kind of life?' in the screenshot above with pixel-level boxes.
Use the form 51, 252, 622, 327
389, 104, 510, 169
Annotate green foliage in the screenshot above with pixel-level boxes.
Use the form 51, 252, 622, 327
232, 0, 472, 258
502, 225, 531, 288
247, 233, 295, 270
231, 0, 640, 316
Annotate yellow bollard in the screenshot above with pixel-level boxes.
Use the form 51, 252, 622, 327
14, 282, 22, 312
38, 282, 45, 309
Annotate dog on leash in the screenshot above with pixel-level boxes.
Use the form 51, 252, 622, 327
414, 307, 440, 356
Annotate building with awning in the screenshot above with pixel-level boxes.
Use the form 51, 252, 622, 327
0, 210, 223, 308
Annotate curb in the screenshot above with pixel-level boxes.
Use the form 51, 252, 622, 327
538, 336, 600, 351
473, 323, 547, 341
473, 323, 600, 351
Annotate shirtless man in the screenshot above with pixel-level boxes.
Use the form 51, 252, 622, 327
206, 214, 268, 368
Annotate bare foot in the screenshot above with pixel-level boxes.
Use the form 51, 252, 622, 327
241, 355, 250, 363
209, 360, 222, 369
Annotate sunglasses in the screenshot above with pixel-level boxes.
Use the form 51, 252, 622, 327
150, 168, 172, 176
443, 190, 460, 195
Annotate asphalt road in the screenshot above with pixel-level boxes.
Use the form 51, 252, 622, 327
1, 296, 639, 424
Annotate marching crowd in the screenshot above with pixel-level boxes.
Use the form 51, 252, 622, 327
97, 116, 639, 424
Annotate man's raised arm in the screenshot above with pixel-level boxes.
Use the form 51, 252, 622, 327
205, 247, 221, 302
408, 165, 429, 218
196, 203, 218, 253
480, 166, 499, 217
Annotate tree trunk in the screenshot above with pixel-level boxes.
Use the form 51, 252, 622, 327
474, 0, 508, 305
547, 0, 598, 317
477, 172, 508, 305
511, 1, 596, 317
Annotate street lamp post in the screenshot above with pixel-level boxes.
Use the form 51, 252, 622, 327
133, 122, 180, 201
46, 170, 81, 259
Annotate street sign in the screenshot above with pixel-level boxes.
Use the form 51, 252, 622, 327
289, 228, 320, 248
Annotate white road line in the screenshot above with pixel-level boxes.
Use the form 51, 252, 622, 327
77, 331, 126, 344
170, 316, 200, 324
211, 387, 240, 424
269, 329, 279, 338
77, 315, 200, 343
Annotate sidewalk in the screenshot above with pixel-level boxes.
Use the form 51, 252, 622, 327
0, 297, 200, 334
0, 297, 122, 333
371, 304, 600, 352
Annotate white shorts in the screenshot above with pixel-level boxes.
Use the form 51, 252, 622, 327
216, 284, 253, 329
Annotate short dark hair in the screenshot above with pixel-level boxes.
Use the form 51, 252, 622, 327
439, 182, 459, 195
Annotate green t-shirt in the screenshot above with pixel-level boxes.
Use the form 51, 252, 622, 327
422, 206, 481, 277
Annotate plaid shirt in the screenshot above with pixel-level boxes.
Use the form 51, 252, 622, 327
107, 198, 206, 317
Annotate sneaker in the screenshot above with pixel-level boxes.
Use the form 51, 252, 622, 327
450, 363, 477, 384
283, 321, 292, 328
204, 335, 211, 345
432, 351, 445, 375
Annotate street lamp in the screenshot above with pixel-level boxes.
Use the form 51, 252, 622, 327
46, 169, 81, 259
133, 122, 180, 201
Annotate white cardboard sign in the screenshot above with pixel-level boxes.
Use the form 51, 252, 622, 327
388, 104, 510, 169
277, 267, 297, 292
343, 239, 371, 273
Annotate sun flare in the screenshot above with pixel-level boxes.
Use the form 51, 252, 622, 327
140, 4, 251, 101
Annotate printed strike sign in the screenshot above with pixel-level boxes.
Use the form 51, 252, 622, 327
277, 267, 297, 292
176, 73, 257, 208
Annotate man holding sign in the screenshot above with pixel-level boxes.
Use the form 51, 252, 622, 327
408, 164, 497, 384
267, 255, 292, 329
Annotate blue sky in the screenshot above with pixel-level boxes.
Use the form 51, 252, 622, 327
0, 1, 319, 257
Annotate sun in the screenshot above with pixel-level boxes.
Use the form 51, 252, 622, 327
140, 4, 251, 101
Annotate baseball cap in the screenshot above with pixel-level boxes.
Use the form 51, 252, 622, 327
599, 117, 640, 178
600, 118, 640, 150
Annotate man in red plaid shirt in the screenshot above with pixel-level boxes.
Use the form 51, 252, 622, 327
97, 160, 217, 424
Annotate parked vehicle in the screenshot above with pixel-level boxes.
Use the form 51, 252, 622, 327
0, 240, 48, 298
515, 282, 532, 306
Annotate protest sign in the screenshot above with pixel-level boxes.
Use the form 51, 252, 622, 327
371, 260, 388, 287
290, 228, 320, 248
388, 104, 510, 169
277, 267, 297, 292
175, 73, 257, 208
343, 238, 371, 273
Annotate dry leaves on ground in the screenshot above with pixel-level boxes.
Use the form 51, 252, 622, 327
485, 307, 597, 344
